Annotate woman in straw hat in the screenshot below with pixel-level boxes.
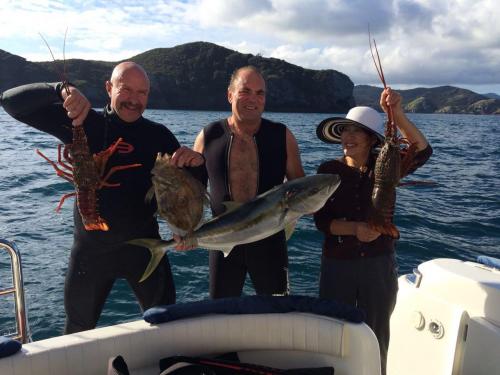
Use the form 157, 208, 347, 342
314, 87, 432, 375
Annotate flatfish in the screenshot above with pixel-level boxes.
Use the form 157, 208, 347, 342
147, 153, 209, 235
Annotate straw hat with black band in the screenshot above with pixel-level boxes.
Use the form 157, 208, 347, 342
316, 106, 385, 146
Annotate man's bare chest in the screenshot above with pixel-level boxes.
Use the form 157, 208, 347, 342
228, 135, 258, 201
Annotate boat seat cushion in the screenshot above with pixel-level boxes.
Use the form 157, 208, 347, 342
0, 336, 22, 358
144, 295, 364, 324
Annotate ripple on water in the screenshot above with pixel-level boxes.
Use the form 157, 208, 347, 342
1, 109, 499, 341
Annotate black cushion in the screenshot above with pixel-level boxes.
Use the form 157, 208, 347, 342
0, 336, 21, 358
144, 295, 364, 324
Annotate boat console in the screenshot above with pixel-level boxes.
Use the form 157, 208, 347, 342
387, 257, 500, 375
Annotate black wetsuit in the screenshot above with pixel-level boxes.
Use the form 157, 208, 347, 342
1, 82, 183, 333
203, 119, 289, 298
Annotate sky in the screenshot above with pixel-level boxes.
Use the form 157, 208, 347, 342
1, 0, 499, 95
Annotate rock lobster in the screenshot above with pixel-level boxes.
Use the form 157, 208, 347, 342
36, 33, 141, 230
36, 83, 141, 230
367, 36, 418, 239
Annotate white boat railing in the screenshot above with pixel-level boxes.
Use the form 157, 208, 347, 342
0, 239, 30, 343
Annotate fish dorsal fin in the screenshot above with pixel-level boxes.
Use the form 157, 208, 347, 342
221, 201, 242, 213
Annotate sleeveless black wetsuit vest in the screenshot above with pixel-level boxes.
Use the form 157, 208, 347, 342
202, 118, 289, 298
203, 118, 287, 214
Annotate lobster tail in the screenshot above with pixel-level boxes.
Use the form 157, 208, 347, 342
77, 189, 109, 231
368, 221, 400, 239
83, 220, 109, 231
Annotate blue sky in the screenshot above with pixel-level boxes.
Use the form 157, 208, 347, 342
1, 0, 499, 94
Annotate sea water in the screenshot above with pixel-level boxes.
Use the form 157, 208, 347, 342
0, 108, 499, 340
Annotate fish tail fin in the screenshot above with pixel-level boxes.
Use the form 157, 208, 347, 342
203, 190, 212, 207
285, 219, 297, 241
128, 238, 175, 282
220, 246, 235, 258
145, 186, 155, 203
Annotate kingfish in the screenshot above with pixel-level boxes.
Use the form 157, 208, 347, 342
130, 174, 341, 282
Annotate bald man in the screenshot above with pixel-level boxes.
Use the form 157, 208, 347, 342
1, 62, 204, 333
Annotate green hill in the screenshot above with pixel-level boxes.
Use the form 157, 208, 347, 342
0, 42, 354, 113
0, 50, 59, 87
4, 43, 496, 114
354, 85, 500, 115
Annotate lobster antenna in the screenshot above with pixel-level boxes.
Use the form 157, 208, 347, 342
39, 32, 57, 63
368, 26, 395, 130
63, 27, 68, 90
39, 31, 70, 96
368, 26, 386, 88
373, 40, 387, 88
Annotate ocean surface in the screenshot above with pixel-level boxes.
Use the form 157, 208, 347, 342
0, 108, 499, 341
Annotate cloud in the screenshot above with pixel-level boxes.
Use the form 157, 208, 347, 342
184, 0, 500, 89
395, 0, 436, 31
187, 0, 392, 44
186, 0, 273, 25
0, 1, 195, 59
0, 0, 499, 92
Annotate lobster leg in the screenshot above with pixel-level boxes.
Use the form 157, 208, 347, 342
56, 192, 77, 212
58, 144, 74, 171
99, 164, 142, 188
94, 137, 125, 176
36, 149, 74, 182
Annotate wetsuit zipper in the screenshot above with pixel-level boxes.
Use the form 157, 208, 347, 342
225, 132, 260, 200
253, 135, 260, 196
226, 132, 233, 199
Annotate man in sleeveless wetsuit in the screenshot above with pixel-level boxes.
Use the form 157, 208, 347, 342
193, 66, 305, 298
0, 62, 204, 333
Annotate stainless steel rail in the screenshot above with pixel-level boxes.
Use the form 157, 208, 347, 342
0, 239, 30, 343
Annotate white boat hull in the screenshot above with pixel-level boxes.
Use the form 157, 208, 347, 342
2, 257, 499, 375
0, 312, 381, 375
388, 258, 500, 375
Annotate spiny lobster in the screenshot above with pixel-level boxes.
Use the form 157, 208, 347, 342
366, 35, 419, 239
37, 33, 141, 231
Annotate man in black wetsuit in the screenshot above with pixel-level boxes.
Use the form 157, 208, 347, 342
193, 66, 305, 298
0, 62, 204, 334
